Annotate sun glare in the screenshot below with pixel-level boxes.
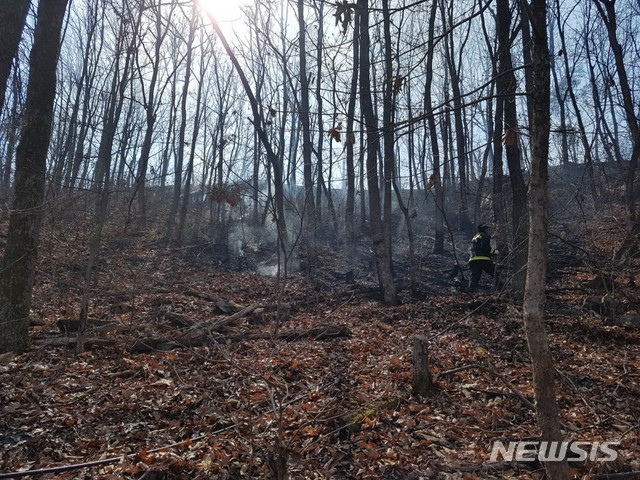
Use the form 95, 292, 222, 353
199, 0, 250, 34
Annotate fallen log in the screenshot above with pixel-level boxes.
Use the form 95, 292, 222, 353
36, 324, 352, 354
183, 303, 292, 335
181, 289, 240, 313
130, 324, 352, 353
182, 303, 261, 336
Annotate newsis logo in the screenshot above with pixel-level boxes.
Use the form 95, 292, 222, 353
489, 441, 620, 463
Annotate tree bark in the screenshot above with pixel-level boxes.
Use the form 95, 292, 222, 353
345, 10, 360, 257
0, 0, 69, 354
412, 336, 436, 396
425, 0, 444, 254
497, 0, 528, 297
0, 0, 30, 115
297, 0, 317, 242
358, 0, 397, 305
441, 1, 472, 234
521, 1, 569, 478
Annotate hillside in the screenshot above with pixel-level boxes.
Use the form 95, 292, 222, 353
0, 191, 638, 479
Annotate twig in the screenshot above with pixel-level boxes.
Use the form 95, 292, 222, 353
183, 303, 260, 335
0, 380, 338, 479
428, 295, 496, 340
437, 363, 535, 410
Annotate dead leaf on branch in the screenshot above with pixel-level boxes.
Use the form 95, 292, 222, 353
208, 185, 242, 207
327, 122, 343, 142
426, 173, 440, 191
502, 128, 518, 147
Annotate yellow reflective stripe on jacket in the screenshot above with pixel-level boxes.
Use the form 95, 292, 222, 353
469, 256, 491, 262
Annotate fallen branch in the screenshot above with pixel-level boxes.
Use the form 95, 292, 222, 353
0, 380, 338, 479
130, 324, 352, 353
0, 457, 123, 479
212, 303, 262, 328
36, 322, 351, 354
183, 303, 290, 335
181, 289, 238, 313
437, 363, 535, 410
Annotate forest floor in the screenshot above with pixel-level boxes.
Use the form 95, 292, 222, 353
1, 203, 639, 480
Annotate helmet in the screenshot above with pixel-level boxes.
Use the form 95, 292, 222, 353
477, 223, 491, 232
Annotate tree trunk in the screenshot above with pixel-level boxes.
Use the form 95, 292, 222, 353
522, 1, 570, 478
314, 2, 325, 231
297, 0, 316, 242
553, 0, 599, 206
345, 11, 359, 254
177, 37, 206, 244
1, 74, 22, 192
425, 0, 444, 254
441, 0, 472, 234
412, 336, 436, 396
77, 11, 137, 353
497, 0, 528, 297
594, 0, 639, 223
0, 0, 69, 354
358, 0, 397, 305
0, 0, 30, 114
549, 19, 569, 165
167, 5, 197, 243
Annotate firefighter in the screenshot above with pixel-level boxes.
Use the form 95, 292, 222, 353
468, 223, 500, 292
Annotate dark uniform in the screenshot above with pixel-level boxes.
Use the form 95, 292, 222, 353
468, 224, 498, 292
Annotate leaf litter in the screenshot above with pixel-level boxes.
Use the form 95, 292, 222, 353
0, 216, 639, 479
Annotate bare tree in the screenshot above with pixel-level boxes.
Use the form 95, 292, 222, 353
134, 0, 178, 227
77, 4, 139, 353
166, 4, 198, 243
358, 0, 397, 305
593, 0, 640, 249
496, 0, 528, 296
0, 0, 30, 115
1, 71, 23, 192
0, 0, 70, 354
177, 30, 209, 244
297, 0, 317, 242
344, 7, 359, 267
552, 0, 599, 205
521, 0, 570, 477
202, 6, 288, 257
424, 0, 445, 254
49, 0, 103, 193
441, 0, 473, 234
